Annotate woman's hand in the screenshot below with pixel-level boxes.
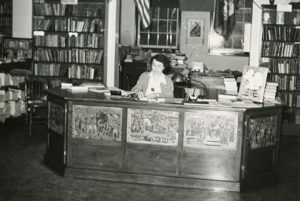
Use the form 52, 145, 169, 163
136, 91, 145, 100
146, 93, 160, 99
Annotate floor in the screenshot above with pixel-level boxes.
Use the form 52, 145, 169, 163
0, 117, 299, 201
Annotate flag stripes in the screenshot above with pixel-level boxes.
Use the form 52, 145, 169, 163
213, 0, 239, 39
134, 0, 150, 29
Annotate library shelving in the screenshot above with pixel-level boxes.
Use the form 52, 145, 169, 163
0, 0, 12, 36
0, 61, 32, 123
32, 0, 106, 81
3, 37, 33, 61
260, 4, 300, 124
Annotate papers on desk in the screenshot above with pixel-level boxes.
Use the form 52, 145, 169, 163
61, 83, 73, 89
88, 88, 110, 93
68, 86, 89, 93
61, 82, 107, 93
218, 99, 262, 108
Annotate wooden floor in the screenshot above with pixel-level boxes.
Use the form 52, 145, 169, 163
0, 117, 299, 201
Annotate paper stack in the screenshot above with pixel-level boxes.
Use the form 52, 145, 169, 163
218, 94, 238, 102
61, 82, 73, 89
175, 53, 186, 65
0, 73, 5, 87
224, 77, 238, 95
264, 82, 278, 100
0, 90, 4, 102
67, 86, 89, 93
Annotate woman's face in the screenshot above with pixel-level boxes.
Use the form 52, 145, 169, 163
151, 59, 164, 73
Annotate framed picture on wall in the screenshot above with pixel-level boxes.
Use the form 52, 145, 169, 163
180, 11, 210, 54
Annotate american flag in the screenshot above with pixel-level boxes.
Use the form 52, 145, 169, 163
134, 0, 150, 29
214, 0, 239, 39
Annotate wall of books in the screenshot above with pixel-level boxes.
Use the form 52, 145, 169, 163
32, 0, 106, 81
260, 4, 300, 124
0, 0, 12, 36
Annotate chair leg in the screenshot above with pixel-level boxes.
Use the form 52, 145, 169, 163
29, 110, 32, 136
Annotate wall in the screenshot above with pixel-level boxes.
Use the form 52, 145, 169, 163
13, 0, 32, 38
120, 0, 249, 72
120, 0, 136, 46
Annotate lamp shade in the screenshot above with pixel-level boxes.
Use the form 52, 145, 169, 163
172, 72, 185, 83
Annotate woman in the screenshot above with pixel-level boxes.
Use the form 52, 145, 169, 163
131, 54, 174, 100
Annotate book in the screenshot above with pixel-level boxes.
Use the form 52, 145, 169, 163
238, 66, 268, 103
67, 86, 88, 93
218, 94, 238, 100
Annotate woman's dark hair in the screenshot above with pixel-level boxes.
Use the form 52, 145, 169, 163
150, 53, 171, 74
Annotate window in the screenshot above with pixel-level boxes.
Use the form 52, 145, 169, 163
209, 0, 252, 55
137, 7, 179, 49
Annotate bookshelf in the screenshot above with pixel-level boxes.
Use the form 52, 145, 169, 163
0, 0, 12, 36
260, 4, 300, 124
0, 61, 32, 123
3, 37, 33, 61
32, 0, 106, 81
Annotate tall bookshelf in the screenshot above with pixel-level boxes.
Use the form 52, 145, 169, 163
32, 0, 106, 81
0, 0, 12, 36
260, 4, 300, 125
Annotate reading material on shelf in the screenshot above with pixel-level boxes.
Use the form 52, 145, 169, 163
32, 0, 106, 80
3, 38, 33, 60
295, 109, 300, 124
264, 82, 278, 100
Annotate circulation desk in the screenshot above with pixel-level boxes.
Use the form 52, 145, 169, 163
44, 88, 283, 192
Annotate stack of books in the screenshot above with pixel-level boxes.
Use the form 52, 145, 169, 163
264, 82, 278, 100
224, 77, 238, 95
296, 77, 300, 91
218, 94, 238, 102
295, 109, 300, 124
174, 53, 186, 65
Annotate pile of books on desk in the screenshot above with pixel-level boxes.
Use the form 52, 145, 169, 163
224, 77, 238, 95
61, 81, 107, 93
264, 82, 278, 100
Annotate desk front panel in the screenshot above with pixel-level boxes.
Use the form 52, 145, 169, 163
65, 101, 243, 181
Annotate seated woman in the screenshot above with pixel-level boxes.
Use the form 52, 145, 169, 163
131, 54, 174, 101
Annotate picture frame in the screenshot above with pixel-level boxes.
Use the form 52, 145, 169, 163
238, 66, 269, 103
180, 11, 210, 54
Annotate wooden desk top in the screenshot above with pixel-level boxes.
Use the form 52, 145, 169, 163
46, 88, 283, 112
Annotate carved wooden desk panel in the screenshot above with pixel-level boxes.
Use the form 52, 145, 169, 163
45, 88, 283, 191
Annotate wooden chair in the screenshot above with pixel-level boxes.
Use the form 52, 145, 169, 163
25, 77, 48, 136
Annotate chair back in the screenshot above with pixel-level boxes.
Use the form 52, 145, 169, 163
25, 77, 48, 103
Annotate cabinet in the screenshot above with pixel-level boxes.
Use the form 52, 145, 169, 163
0, 61, 31, 122
120, 61, 147, 90
32, 0, 106, 81
0, 0, 12, 36
3, 37, 32, 61
45, 88, 283, 191
260, 4, 300, 124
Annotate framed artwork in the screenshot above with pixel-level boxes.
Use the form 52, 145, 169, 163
127, 108, 179, 146
72, 105, 122, 141
49, 102, 64, 135
180, 11, 210, 54
184, 111, 238, 150
248, 116, 278, 149
238, 66, 269, 103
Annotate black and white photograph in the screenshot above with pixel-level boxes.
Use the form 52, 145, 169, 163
0, 0, 299, 200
